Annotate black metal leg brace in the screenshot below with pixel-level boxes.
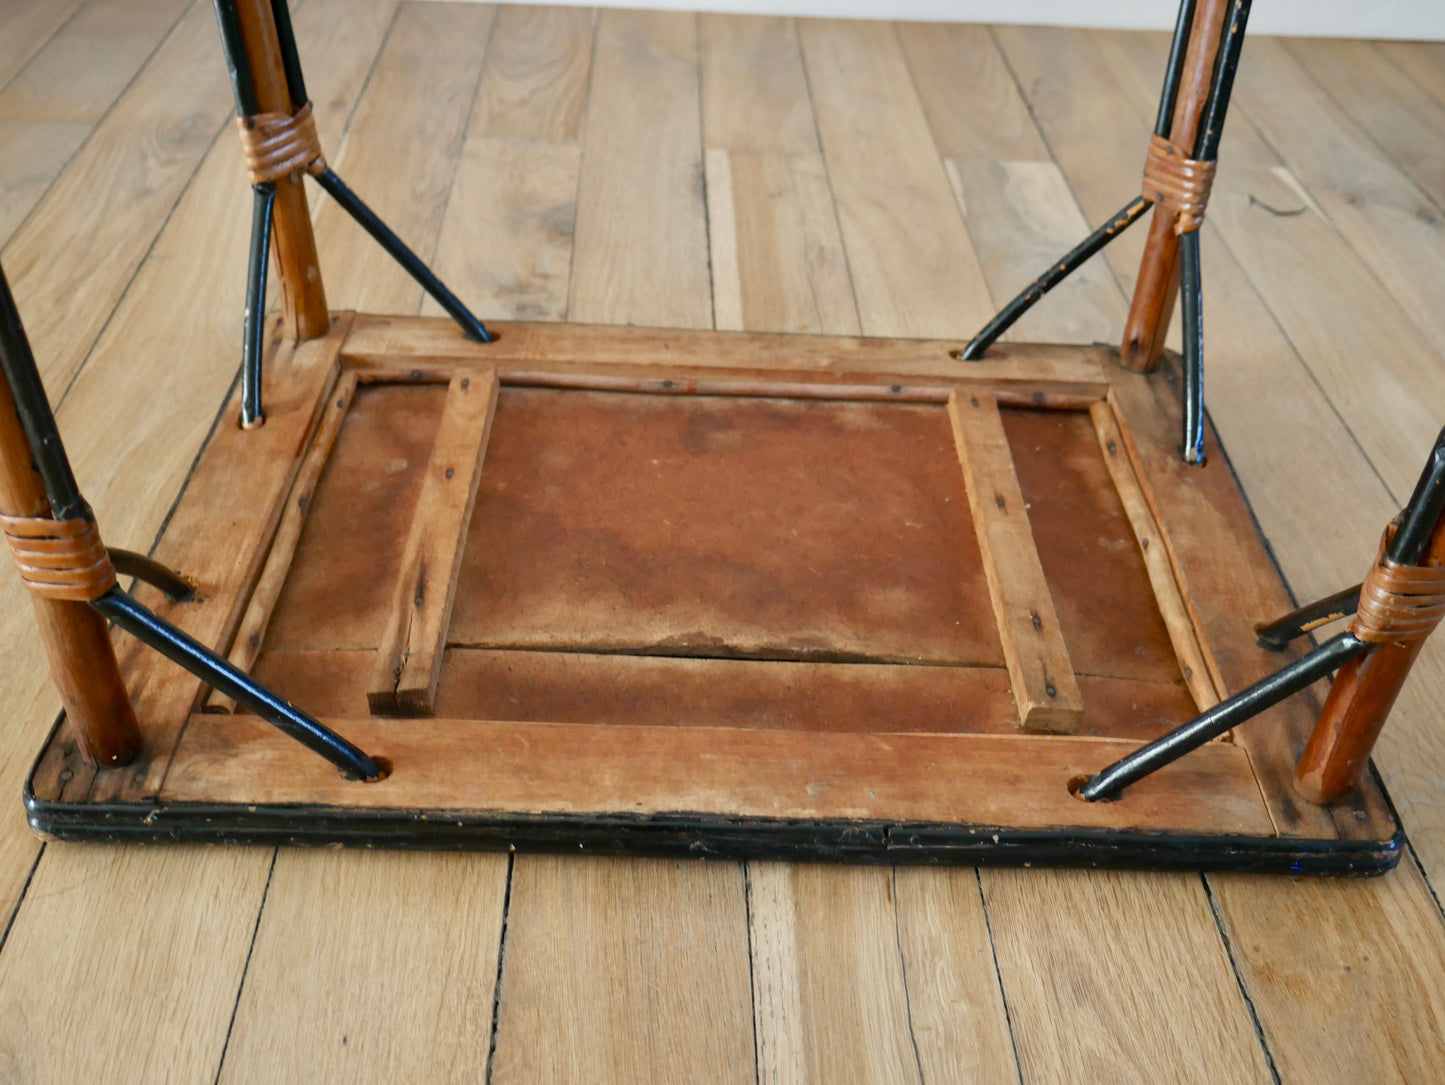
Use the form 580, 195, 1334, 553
957, 0, 1197, 360
1255, 584, 1363, 651
92, 588, 380, 780
311, 168, 493, 343
1079, 632, 1367, 801
0, 259, 381, 781
241, 182, 275, 429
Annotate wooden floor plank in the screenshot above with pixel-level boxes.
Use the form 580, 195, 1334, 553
1282, 37, 1445, 213
798, 19, 993, 338
0, 847, 271, 1083
469, 3, 593, 144
567, 9, 711, 329
898, 21, 1050, 163
314, 1, 496, 315
427, 138, 582, 323
0, 1, 399, 1077
0, 0, 188, 247
0, 0, 87, 93
749, 865, 922, 1083
1375, 40, 1445, 111
892, 869, 1020, 1083
1212, 859, 1445, 1083
218, 851, 509, 1083
700, 14, 818, 154
1, 0, 234, 396
491, 857, 756, 1083
1234, 37, 1445, 358
984, 870, 1273, 1083
945, 157, 1125, 345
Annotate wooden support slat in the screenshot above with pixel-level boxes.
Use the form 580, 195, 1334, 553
1090, 399, 1221, 711
949, 390, 1082, 732
210, 373, 359, 712
163, 714, 1276, 836
368, 370, 499, 716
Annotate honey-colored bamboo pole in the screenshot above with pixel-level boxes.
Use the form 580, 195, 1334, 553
1294, 512, 1445, 804
0, 292, 139, 767
1119, 0, 1230, 373
233, 0, 328, 340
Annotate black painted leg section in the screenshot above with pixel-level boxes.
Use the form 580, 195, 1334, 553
1255, 584, 1363, 651
92, 587, 382, 781
1178, 228, 1205, 465
960, 197, 1150, 361
1079, 631, 1368, 802
311, 168, 493, 343
241, 182, 276, 429
108, 549, 196, 602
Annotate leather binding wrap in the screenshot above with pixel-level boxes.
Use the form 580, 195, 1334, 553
1351, 527, 1445, 646
1141, 133, 1217, 235
1, 513, 117, 602
235, 100, 327, 185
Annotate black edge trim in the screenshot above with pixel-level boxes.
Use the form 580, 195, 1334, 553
24, 788, 1402, 876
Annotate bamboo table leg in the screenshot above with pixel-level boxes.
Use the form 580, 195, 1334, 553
0, 275, 139, 767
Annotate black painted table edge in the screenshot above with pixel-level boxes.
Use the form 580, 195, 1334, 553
25, 784, 1403, 876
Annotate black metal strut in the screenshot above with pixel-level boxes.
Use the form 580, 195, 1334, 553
211, 0, 493, 427
1176, 0, 1253, 465
0, 263, 381, 782
958, 0, 1198, 361
1080, 425, 1445, 802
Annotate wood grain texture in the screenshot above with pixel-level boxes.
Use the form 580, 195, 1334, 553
798, 19, 992, 338
314, 1, 495, 315
1282, 37, 1445, 213
945, 157, 1125, 346
983, 869, 1273, 1084
1, 0, 234, 396
491, 857, 756, 1083
341, 314, 1112, 395
0, 0, 188, 246
0, 0, 87, 93
426, 137, 581, 322
0, 846, 269, 1083
213, 371, 359, 712
162, 715, 1276, 835
898, 22, 1049, 162
218, 850, 509, 1083
251, 647, 1197, 742
568, 9, 711, 329
1090, 401, 1219, 710
710, 150, 859, 336
369, 370, 498, 715
700, 14, 818, 154
469, 4, 593, 144
950, 392, 1082, 732
892, 868, 1019, 1083
1235, 36, 1445, 354
750, 865, 922, 1083
1213, 859, 1445, 1084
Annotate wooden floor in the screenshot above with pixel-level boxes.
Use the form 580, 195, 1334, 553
0, 1, 1442, 1079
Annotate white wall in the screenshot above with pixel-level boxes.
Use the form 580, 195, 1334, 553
441, 1, 1445, 41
